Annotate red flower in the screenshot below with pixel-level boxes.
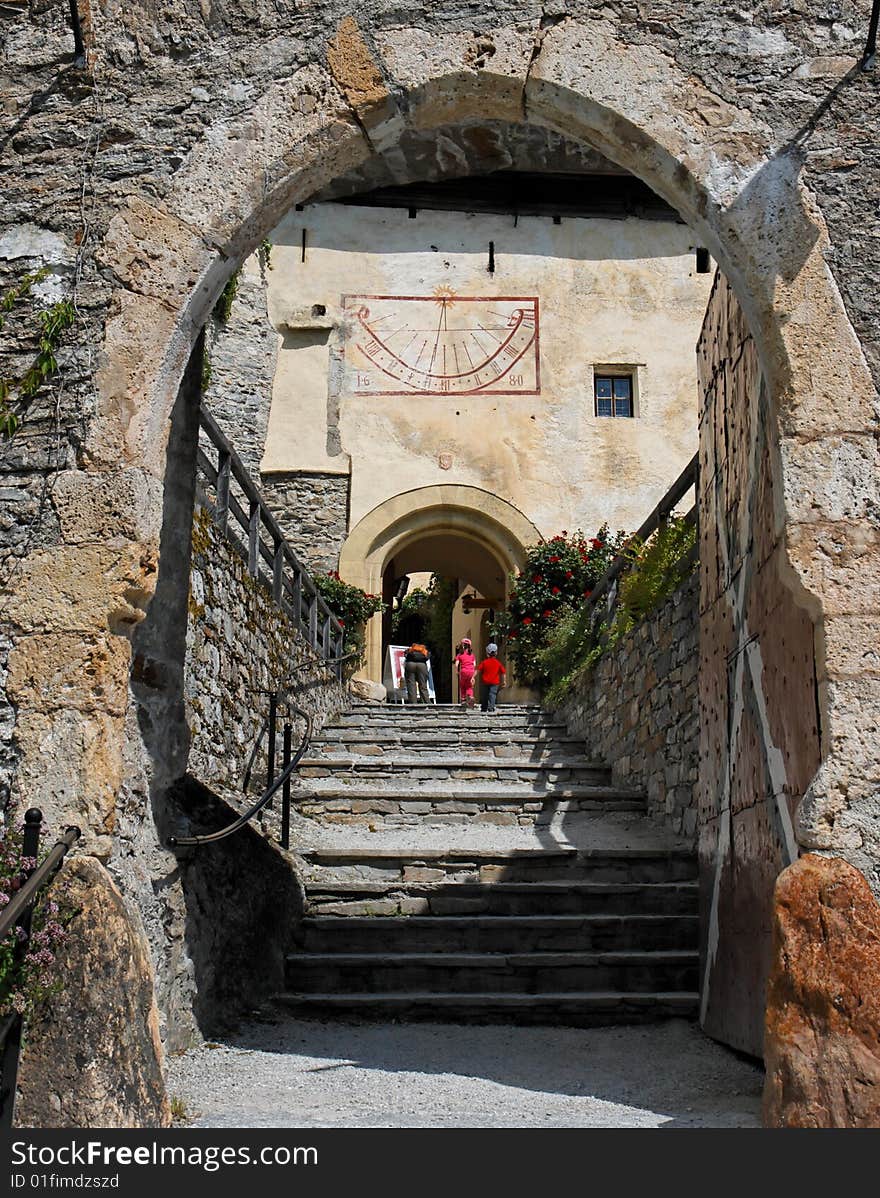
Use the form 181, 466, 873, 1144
549, 555, 560, 563
522, 617, 533, 625
551, 586, 561, 594
561, 530, 568, 536
583, 590, 592, 598
533, 574, 542, 583
565, 570, 573, 579
508, 632, 517, 640
590, 538, 604, 549
551, 534, 565, 543
338, 619, 345, 626
542, 609, 553, 617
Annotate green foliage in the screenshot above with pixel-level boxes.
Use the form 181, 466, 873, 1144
0, 291, 76, 439
213, 268, 241, 323
391, 587, 431, 639
0, 817, 73, 1021
201, 351, 213, 392
0, 268, 49, 332
491, 526, 626, 688
540, 515, 697, 704
258, 240, 273, 270
616, 515, 696, 624
313, 570, 385, 667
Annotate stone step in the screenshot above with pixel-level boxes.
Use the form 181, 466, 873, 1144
303, 880, 698, 916
273, 990, 700, 1025
334, 714, 564, 730
295, 913, 699, 953
283, 949, 700, 995
350, 702, 544, 712
295, 791, 645, 827
300, 848, 696, 885
297, 758, 609, 783
311, 734, 586, 754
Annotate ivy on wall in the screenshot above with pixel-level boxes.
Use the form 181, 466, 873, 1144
0, 269, 77, 439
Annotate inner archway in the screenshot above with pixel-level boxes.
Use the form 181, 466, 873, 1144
339, 485, 541, 695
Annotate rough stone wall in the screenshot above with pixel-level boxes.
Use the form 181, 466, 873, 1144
202, 256, 277, 477
259, 471, 350, 576
16, 857, 171, 1129
556, 572, 699, 840
1, 0, 879, 1113
698, 272, 822, 1058
185, 503, 347, 812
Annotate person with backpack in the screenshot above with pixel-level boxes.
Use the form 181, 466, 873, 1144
404, 641, 431, 704
453, 637, 476, 708
476, 642, 506, 713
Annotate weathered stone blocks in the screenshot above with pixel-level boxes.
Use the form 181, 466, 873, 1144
16, 856, 170, 1129
763, 854, 880, 1128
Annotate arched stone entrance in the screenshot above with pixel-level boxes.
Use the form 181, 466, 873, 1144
339, 485, 541, 689
9, 9, 879, 1073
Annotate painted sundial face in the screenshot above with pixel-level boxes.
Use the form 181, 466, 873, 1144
342, 290, 540, 396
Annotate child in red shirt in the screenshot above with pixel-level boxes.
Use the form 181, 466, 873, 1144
476, 643, 506, 713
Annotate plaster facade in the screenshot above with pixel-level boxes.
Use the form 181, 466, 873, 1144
261, 200, 712, 544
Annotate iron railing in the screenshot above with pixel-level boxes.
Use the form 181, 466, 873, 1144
579, 451, 699, 638
0, 810, 80, 1128
170, 691, 311, 851
195, 404, 345, 667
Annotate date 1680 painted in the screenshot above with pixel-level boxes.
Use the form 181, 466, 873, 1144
342, 291, 540, 396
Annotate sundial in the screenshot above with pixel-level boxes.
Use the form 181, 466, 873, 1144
342, 289, 540, 396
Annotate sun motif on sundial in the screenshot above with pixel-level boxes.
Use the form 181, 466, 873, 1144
341, 291, 540, 396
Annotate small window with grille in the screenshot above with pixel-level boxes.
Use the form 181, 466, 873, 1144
595, 373, 634, 418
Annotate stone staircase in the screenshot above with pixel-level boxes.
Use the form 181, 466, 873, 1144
279, 701, 700, 1025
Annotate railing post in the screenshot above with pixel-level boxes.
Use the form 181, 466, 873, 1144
281, 723, 292, 850
0, 808, 42, 1130
266, 693, 277, 807
248, 499, 259, 577
292, 569, 302, 635
215, 449, 231, 534
309, 592, 319, 650
322, 615, 331, 659
272, 535, 284, 603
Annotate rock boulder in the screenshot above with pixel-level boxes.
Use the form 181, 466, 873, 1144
15, 856, 171, 1128
763, 853, 880, 1128
349, 677, 386, 703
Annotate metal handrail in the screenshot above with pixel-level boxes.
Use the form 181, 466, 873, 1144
195, 403, 345, 663
169, 698, 313, 849
577, 452, 699, 636
1, 811, 80, 1129
0, 825, 80, 942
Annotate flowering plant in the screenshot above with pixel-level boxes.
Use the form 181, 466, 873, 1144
0, 816, 71, 1020
313, 571, 385, 667
492, 525, 626, 687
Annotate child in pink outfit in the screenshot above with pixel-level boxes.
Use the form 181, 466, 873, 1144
454, 639, 477, 707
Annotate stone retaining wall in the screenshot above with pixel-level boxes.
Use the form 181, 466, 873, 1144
185, 503, 347, 811
259, 472, 350, 577
556, 571, 699, 841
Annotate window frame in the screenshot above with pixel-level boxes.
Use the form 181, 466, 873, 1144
594, 371, 636, 419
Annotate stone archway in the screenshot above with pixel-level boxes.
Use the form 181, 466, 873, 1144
9, 10, 879, 1067
339, 485, 541, 685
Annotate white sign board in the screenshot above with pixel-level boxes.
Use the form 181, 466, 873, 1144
383, 644, 436, 703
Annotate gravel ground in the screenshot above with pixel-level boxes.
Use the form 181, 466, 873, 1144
166, 1016, 763, 1128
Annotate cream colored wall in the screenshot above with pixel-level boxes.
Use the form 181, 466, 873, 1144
262, 201, 712, 539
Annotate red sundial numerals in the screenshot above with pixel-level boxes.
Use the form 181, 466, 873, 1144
342, 295, 540, 396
